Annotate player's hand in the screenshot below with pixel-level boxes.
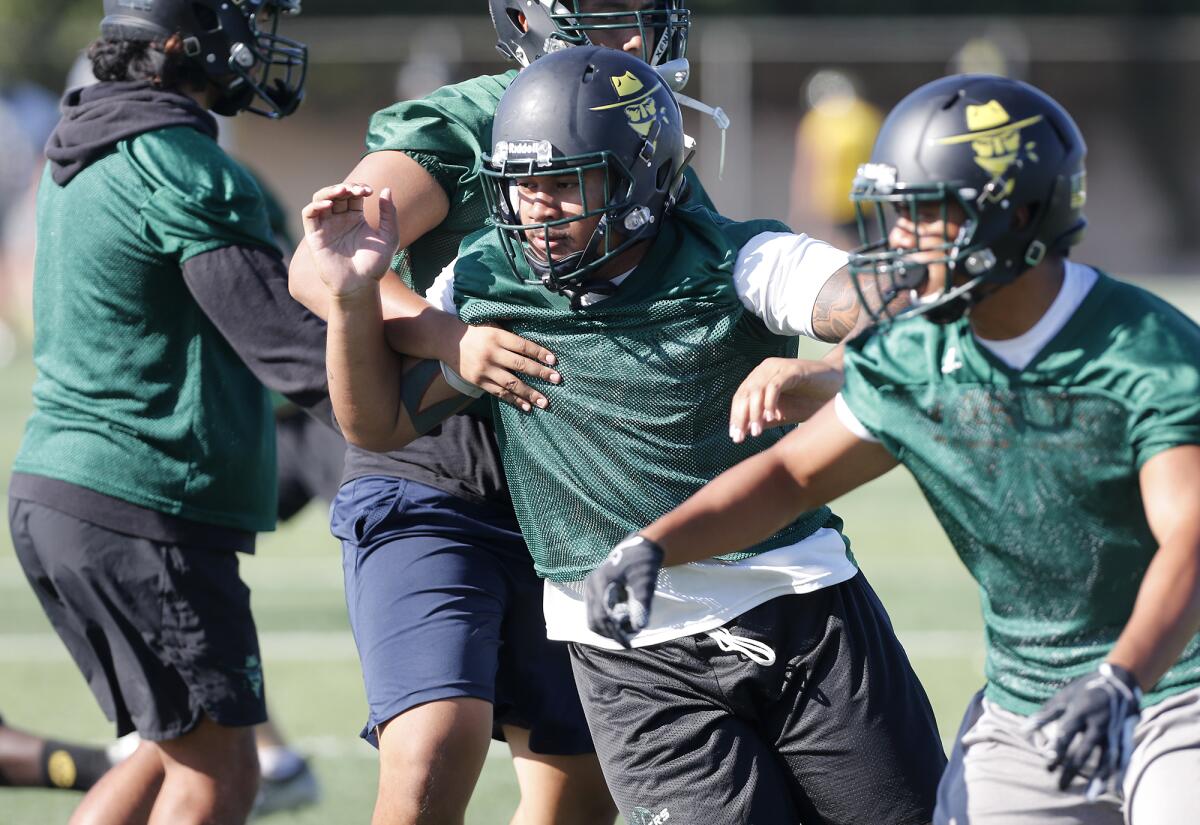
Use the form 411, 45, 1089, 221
449, 324, 562, 412
729, 357, 844, 443
1025, 662, 1142, 800
301, 183, 399, 299
585, 534, 664, 648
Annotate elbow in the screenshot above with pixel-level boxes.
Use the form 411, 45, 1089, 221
286, 257, 307, 303
287, 253, 326, 318
338, 419, 414, 454
342, 429, 407, 454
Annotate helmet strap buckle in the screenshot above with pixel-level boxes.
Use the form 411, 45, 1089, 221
1024, 240, 1047, 267
964, 248, 997, 276
183, 36, 202, 57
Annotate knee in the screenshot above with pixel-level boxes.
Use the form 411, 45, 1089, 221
374, 701, 492, 823
510, 750, 617, 825
197, 729, 260, 818
218, 747, 260, 813
512, 792, 617, 825
560, 795, 618, 825
168, 722, 260, 818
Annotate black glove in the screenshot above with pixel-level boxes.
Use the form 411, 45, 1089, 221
584, 534, 665, 648
1026, 662, 1142, 800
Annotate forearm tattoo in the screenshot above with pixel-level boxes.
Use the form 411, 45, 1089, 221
400, 359, 473, 435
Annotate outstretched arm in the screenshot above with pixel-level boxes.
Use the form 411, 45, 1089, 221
727, 349, 845, 442
586, 400, 897, 645
810, 265, 866, 344
1027, 444, 1200, 799
730, 260, 911, 441
644, 401, 898, 565
303, 182, 472, 451
1111, 444, 1200, 689
728, 266, 867, 442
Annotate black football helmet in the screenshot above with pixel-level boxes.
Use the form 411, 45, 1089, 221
99, 0, 307, 118
489, 0, 689, 68
481, 46, 689, 304
848, 74, 1087, 325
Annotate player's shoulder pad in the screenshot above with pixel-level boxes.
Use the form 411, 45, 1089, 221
366, 70, 519, 156
845, 313, 950, 390
671, 202, 790, 268
451, 225, 524, 301
124, 126, 273, 256
123, 126, 264, 216
1090, 271, 1200, 359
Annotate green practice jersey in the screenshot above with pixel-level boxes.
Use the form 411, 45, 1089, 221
452, 205, 845, 582
365, 71, 713, 297
841, 271, 1200, 714
15, 126, 279, 533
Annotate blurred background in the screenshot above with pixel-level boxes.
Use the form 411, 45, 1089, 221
0, 1, 1197, 822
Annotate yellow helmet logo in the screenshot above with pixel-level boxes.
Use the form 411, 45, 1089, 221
934, 100, 1043, 201
610, 71, 645, 98
591, 71, 664, 139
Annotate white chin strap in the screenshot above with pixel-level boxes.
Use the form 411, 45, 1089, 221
656, 60, 731, 180
674, 92, 729, 179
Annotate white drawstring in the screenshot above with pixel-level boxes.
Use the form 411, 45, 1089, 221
705, 627, 776, 666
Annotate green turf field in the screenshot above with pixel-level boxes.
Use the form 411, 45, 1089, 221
1, 277, 1197, 823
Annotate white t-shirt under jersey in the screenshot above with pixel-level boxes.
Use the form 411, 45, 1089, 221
834, 261, 1100, 443
427, 231, 858, 649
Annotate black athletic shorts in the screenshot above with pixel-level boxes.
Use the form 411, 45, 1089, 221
8, 498, 267, 740
570, 573, 947, 825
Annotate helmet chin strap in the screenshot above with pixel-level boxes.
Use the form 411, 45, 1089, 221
657, 61, 729, 179
522, 216, 631, 309
673, 92, 729, 179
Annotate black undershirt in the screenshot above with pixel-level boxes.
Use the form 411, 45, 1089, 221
9, 473, 256, 552
340, 409, 510, 507
188, 243, 511, 507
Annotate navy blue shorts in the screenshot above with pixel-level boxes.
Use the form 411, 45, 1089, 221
331, 476, 594, 755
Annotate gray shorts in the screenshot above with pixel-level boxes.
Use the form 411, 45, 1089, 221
935, 685, 1200, 825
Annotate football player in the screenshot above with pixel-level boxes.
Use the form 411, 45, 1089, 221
590, 74, 1200, 825
287, 4, 705, 824
8, 2, 325, 823
304, 47, 946, 824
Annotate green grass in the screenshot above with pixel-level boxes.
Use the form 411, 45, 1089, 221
1, 276, 1197, 822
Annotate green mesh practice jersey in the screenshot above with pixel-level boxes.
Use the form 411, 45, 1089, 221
365, 71, 713, 296
452, 205, 843, 582
841, 271, 1200, 714
15, 127, 279, 532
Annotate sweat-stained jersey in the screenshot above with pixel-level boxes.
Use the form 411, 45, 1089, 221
839, 270, 1200, 714
347, 70, 715, 502
15, 126, 278, 532
450, 204, 845, 584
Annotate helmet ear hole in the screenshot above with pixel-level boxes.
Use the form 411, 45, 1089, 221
1012, 203, 1038, 232
941, 89, 964, 110
192, 3, 221, 33
507, 9, 527, 33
